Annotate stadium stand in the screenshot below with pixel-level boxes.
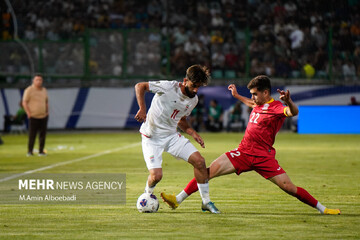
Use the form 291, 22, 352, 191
0, 0, 359, 85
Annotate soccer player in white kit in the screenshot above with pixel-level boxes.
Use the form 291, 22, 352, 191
134, 65, 220, 213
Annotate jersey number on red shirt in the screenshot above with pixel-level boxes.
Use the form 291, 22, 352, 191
249, 112, 260, 123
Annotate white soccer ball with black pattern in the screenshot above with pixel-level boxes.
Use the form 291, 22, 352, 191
136, 193, 159, 213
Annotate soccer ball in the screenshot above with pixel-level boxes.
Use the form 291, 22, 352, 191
136, 193, 159, 213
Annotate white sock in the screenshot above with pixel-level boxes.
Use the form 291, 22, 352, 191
145, 181, 155, 194
176, 190, 189, 204
316, 202, 326, 214
197, 183, 210, 205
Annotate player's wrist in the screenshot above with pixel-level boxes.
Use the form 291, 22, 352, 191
187, 128, 195, 135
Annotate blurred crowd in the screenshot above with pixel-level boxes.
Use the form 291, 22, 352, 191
1, 0, 360, 82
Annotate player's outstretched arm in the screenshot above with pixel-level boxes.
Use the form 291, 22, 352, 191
178, 117, 205, 148
228, 84, 255, 108
134, 82, 149, 122
277, 89, 299, 117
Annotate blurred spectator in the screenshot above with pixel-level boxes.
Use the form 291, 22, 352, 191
225, 47, 238, 70
171, 45, 188, 76
274, 18, 286, 35
198, 27, 211, 47
350, 96, 360, 105
354, 45, 360, 75
273, 0, 287, 18
197, 1, 210, 25
311, 22, 327, 48
147, 0, 162, 18
342, 59, 357, 82
172, 26, 188, 46
251, 58, 265, 76
3, 101, 26, 133
226, 101, 245, 132
0, 0, 360, 82
206, 99, 223, 132
303, 61, 315, 79
289, 26, 304, 50
275, 57, 292, 78
212, 47, 225, 71
124, 11, 136, 28
222, 36, 238, 55
211, 13, 224, 28
284, 1, 297, 17
350, 19, 360, 37
249, 39, 263, 60
189, 94, 205, 132
184, 37, 201, 58
24, 25, 36, 40
338, 26, 355, 53
284, 19, 298, 33
256, 0, 272, 19
211, 30, 224, 44
313, 47, 327, 73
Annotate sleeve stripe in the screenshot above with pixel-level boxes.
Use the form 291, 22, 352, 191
284, 107, 289, 117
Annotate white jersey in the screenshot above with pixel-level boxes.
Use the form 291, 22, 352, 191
140, 80, 198, 137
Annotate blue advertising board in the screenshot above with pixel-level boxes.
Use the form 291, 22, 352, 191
298, 106, 360, 134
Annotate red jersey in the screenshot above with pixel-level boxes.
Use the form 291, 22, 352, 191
239, 99, 288, 158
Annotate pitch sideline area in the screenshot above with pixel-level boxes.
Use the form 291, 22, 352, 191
0, 132, 359, 239
0, 142, 141, 183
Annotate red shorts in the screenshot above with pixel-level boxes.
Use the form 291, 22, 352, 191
225, 148, 286, 179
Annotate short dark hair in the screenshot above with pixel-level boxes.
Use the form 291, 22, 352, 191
247, 75, 271, 93
33, 73, 43, 79
186, 65, 210, 86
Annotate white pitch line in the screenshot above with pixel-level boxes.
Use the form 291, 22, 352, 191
0, 142, 141, 183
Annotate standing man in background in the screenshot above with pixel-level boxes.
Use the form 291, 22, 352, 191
23, 74, 49, 156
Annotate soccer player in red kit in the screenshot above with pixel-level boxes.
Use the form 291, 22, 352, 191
161, 75, 340, 215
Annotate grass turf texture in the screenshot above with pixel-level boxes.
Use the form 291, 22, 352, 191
0, 132, 359, 239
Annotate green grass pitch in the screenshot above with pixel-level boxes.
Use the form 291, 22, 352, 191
0, 131, 359, 239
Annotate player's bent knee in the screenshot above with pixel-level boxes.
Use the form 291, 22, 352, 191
188, 153, 206, 170
192, 157, 206, 170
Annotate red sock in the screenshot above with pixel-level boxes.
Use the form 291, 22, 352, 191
184, 178, 199, 195
295, 187, 318, 208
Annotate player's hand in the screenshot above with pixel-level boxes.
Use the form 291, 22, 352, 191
228, 84, 238, 97
277, 89, 291, 103
135, 109, 146, 122
191, 131, 205, 148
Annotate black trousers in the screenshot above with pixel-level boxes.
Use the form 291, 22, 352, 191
3, 115, 13, 133
28, 116, 48, 153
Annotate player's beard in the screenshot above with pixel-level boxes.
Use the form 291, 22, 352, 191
185, 86, 196, 98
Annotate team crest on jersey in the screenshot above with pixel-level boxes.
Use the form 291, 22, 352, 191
185, 105, 189, 109
262, 103, 269, 111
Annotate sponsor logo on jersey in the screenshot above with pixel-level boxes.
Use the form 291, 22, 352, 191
262, 103, 269, 111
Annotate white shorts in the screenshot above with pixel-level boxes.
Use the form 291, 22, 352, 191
141, 132, 198, 170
